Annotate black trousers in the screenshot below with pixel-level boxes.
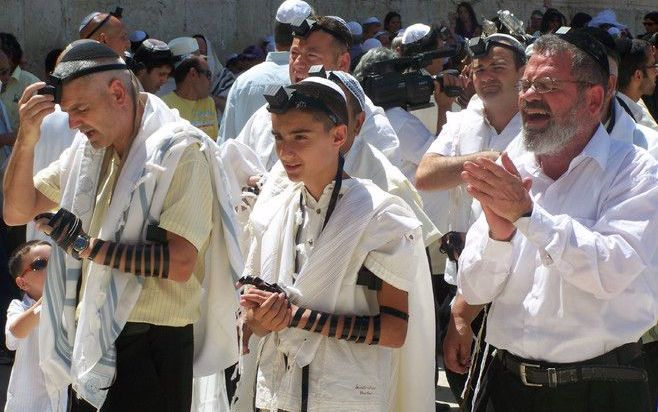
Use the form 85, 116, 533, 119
644, 341, 658, 410
68, 323, 194, 412
485, 350, 652, 412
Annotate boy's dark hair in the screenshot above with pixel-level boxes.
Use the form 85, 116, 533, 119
616, 38, 651, 91
8, 240, 50, 279
0, 32, 23, 68
45, 48, 64, 75
384, 11, 401, 31
310, 16, 352, 51
274, 22, 294, 49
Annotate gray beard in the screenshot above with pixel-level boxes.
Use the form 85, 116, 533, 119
522, 100, 582, 155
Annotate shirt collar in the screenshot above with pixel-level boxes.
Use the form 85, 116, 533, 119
523, 124, 611, 177
617, 92, 643, 121
11, 65, 21, 81
266, 51, 290, 65
569, 124, 611, 171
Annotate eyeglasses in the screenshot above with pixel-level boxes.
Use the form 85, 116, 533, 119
21, 257, 48, 277
196, 68, 212, 80
516, 77, 593, 94
642, 63, 658, 70
643, 21, 656, 27
0, 68, 9, 76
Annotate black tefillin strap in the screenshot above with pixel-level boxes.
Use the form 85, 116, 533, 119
298, 153, 344, 412
84, 7, 123, 39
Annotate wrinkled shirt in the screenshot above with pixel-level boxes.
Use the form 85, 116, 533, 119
458, 125, 658, 362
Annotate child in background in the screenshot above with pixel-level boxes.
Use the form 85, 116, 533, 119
5, 240, 53, 411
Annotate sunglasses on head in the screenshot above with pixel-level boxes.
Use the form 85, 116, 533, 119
22, 257, 48, 276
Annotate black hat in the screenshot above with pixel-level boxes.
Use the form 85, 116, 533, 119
555, 27, 610, 76
48, 40, 127, 103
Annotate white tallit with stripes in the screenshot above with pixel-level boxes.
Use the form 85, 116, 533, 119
38, 95, 250, 409
247, 175, 436, 411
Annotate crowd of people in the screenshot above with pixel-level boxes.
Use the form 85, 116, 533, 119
0, 0, 658, 411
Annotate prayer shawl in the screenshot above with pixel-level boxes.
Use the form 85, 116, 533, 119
247, 177, 435, 411
39, 96, 247, 409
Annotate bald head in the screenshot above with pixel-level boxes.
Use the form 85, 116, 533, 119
80, 14, 129, 55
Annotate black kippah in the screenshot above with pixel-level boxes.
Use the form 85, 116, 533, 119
60, 39, 120, 62
555, 27, 610, 76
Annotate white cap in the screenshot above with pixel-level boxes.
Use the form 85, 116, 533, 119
402, 23, 431, 45
276, 0, 313, 24
168, 37, 199, 57
328, 70, 366, 112
299, 76, 347, 103
362, 17, 381, 26
347, 21, 363, 36
362, 38, 382, 52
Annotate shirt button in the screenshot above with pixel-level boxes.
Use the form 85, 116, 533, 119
316, 209, 321, 214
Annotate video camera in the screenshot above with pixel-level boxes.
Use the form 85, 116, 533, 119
361, 47, 459, 110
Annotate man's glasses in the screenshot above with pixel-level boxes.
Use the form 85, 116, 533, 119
516, 77, 593, 94
196, 68, 212, 80
0, 68, 10, 76
643, 21, 656, 27
21, 257, 48, 277
642, 63, 658, 70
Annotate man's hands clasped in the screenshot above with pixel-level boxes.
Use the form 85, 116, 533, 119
461, 152, 533, 241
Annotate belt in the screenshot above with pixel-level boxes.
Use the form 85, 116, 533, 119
496, 342, 648, 388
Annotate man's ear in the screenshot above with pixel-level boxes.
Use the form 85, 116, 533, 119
108, 78, 129, 106
353, 111, 366, 136
15, 276, 27, 291
585, 84, 606, 118
338, 51, 351, 72
331, 123, 348, 148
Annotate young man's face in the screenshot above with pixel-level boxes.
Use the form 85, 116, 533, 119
16, 244, 51, 300
289, 31, 349, 84
272, 110, 345, 195
472, 46, 524, 105
138, 65, 172, 94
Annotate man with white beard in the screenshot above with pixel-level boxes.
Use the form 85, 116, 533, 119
457, 31, 658, 412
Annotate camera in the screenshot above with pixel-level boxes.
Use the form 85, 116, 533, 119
361, 47, 458, 110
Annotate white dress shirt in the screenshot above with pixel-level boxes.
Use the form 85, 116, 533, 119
385, 106, 434, 182
458, 125, 658, 363
219, 51, 290, 142
617, 92, 658, 132
425, 96, 521, 284
5, 295, 65, 411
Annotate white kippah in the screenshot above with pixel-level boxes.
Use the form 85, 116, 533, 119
362, 38, 382, 52
79, 12, 101, 33
328, 71, 366, 111
362, 16, 381, 26
276, 0, 313, 24
402, 23, 431, 45
347, 21, 363, 36
299, 76, 347, 103
168, 37, 199, 57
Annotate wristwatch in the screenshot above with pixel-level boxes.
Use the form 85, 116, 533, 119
71, 234, 90, 260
